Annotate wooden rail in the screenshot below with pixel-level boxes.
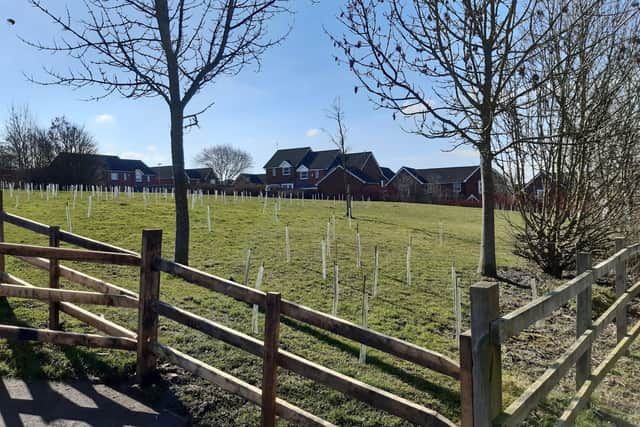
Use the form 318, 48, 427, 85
0, 324, 136, 350
0, 283, 138, 308
156, 257, 461, 379
0, 242, 140, 266
470, 237, 640, 426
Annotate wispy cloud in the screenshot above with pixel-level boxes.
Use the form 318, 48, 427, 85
306, 128, 320, 137
95, 114, 114, 124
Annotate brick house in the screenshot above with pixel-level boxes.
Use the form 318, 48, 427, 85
263, 147, 341, 191
151, 165, 217, 188
234, 173, 266, 193
48, 153, 157, 188
316, 152, 388, 200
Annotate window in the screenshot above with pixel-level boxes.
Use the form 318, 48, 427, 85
282, 183, 294, 189
283, 167, 291, 176
315, 170, 320, 179
299, 170, 308, 180
123, 173, 128, 180
272, 168, 277, 176
147, 175, 151, 182
478, 180, 482, 194
453, 182, 462, 193
135, 169, 143, 183
111, 172, 118, 181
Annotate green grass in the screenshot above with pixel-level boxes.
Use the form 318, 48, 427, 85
0, 190, 540, 425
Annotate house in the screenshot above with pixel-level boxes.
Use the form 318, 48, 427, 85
387, 165, 484, 204
263, 147, 341, 191
234, 173, 266, 193
316, 152, 387, 200
48, 153, 157, 188
150, 166, 217, 188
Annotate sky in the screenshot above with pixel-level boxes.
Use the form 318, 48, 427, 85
0, 1, 479, 174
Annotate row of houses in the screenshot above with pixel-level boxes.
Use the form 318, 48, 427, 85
233, 147, 506, 204
3, 149, 513, 205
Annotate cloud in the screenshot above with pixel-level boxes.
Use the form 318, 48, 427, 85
306, 128, 321, 137
95, 114, 114, 124
146, 145, 157, 152
400, 99, 434, 115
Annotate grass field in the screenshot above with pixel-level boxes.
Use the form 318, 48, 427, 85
0, 189, 634, 426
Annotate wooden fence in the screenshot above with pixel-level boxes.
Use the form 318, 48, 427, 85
0, 194, 464, 426
0, 189, 636, 425
470, 238, 640, 426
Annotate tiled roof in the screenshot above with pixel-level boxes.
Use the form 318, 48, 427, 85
263, 147, 312, 169
380, 167, 395, 181
302, 149, 340, 169
412, 166, 479, 184
236, 173, 266, 185
344, 152, 372, 170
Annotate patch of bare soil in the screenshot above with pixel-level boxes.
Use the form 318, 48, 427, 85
495, 266, 640, 426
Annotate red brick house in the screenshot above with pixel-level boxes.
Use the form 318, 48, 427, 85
48, 153, 157, 188
151, 165, 217, 188
316, 152, 388, 200
263, 147, 341, 191
234, 173, 266, 193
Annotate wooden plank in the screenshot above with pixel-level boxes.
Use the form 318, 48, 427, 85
262, 292, 281, 427
2, 212, 50, 235
280, 300, 460, 379
59, 229, 139, 256
152, 343, 335, 427
278, 349, 456, 427
493, 271, 592, 344
0, 324, 136, 350
0, 283, 138, 308
156, 301, 263, 355
48, 226, 61, 330
591, 248, 626, 280
136, 229, 162, 385
18, 256, 138, 298
470, 282, 502, 427
495, 329, 594, 426
156, 258, 265, 306
576, 253, 592, 389
459, 330, 473, 427
614, 238, 627, 344
0, 242, 140, 266
556, 318, 640, 426
157, 258, 460, 378
1, 271, 136, 339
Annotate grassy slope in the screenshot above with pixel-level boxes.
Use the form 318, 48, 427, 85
0, 190, 632, 426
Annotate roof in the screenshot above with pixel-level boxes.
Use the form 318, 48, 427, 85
391, 165, 480, 185
186, 168, 215, 180
344, 152, 372, 170
150, 165, 174, 179
263, 147, 312, 169
380, 167, 395, 181
52, 153, 156, 175
236, 173, 266, 185
301, 149, 340, 169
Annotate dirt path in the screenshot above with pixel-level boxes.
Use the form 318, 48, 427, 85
0, 377, 187, 427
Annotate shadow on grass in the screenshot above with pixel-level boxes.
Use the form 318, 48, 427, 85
280, 316, 460, 406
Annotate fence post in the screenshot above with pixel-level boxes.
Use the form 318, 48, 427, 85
48, 226, 61, 330
470, 282, 501, 427
576, 252, 592, 389
459, 329, 474, 427
262, 292, 281, 427
136, 229, 162, 385
614, 237, 627, 344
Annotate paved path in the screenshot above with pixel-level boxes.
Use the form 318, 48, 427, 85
0, 378, 187, 426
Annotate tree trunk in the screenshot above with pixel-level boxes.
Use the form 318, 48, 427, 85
170, 104, 189, 264
478, 149, 497, 277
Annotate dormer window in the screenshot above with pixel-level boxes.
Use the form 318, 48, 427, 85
283, 167, 291, 176
299, 170, 308, 180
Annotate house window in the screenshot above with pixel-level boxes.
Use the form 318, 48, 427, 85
453, 183, 462, 193
478, 180, 482, 194
147, 175, 151, 183
111, 172, 118, 181
135, 169, 143, 183
299, 170, 308, 180
124, 173, 128, 181
283, 167, 291, 176
282, 183, 294, 189
272, 168, 277, 176
315, 170, 320, 178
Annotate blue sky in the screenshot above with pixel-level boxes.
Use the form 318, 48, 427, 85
0, 1, 479, 174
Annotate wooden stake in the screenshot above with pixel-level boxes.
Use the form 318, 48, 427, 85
262, 292, 281, 427
48, 226, 61, 330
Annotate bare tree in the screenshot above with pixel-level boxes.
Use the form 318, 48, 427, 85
332, 0, 592, 277
25, 0, 292, 264
2, 105, 37, 169
323, 98, 351, 217
195, 144, 252, 183
497, 0, 640, 277
48, 116, 97, 155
